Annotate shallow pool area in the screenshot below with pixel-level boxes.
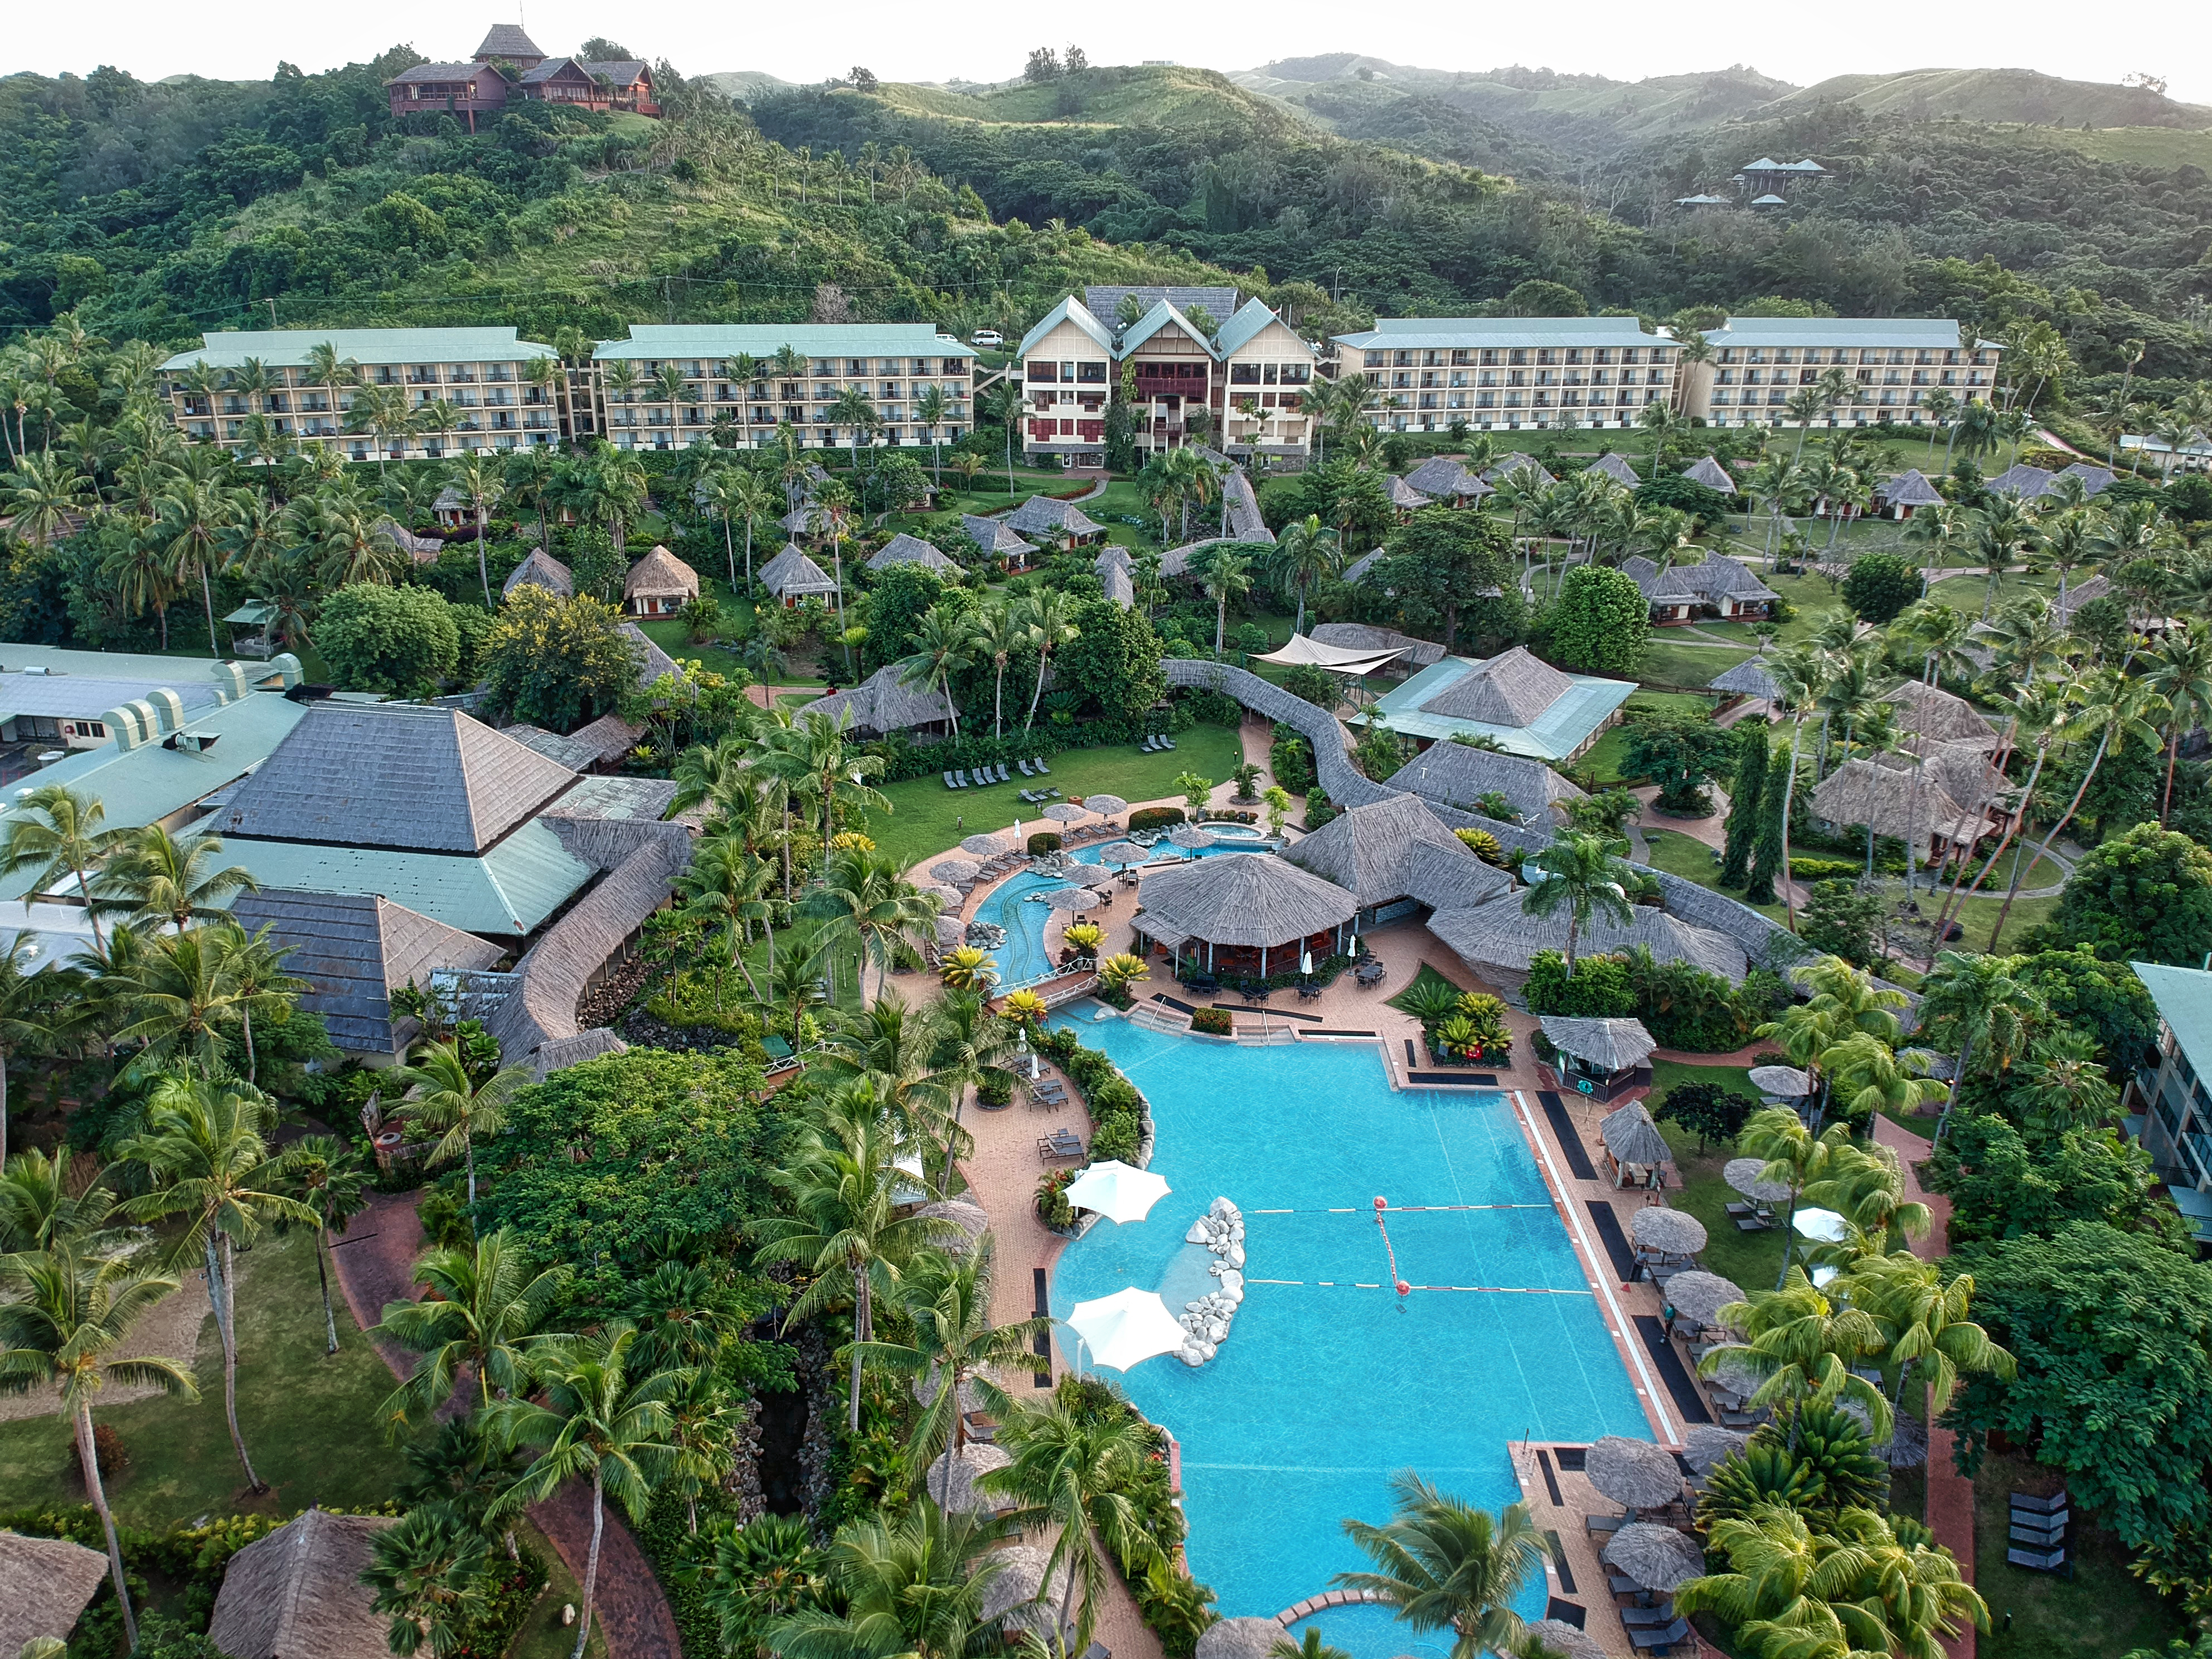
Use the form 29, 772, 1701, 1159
1046, 1019, 1649, 1656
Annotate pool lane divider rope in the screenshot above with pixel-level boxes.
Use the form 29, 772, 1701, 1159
1245, 1203, 1553, 1214
1372, 1196, 1413, 1296
1244, 1279, 1597, 1296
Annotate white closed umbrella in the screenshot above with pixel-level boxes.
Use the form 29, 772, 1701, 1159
1065, 1286, 1188, 1371
1300, 950, 1313, 976
1061, 1159, 1172, 1224
1793, 1206, 1849, 1242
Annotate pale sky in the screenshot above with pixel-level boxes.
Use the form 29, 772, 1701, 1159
11, 0, 2212, 107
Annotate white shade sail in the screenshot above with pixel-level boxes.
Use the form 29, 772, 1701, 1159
1062, 1160, 1172, 1224
1252, 633, 1405, 676
1793, 1206, 1850, 1242
1065, 1286, 1188, 1371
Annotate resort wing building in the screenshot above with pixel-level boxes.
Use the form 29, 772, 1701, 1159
161, 327, 568, 459
1328, 317, 1680, 433
1687, 317, 2001, 427
1016, 292, 1317, 467
588, 324, 976, 453
1351, 645, 1635, 763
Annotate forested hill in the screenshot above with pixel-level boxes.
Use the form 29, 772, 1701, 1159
0, 54, 1250, 347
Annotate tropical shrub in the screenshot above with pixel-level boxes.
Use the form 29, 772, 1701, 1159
975, 1069, 1015, 1108
1027, 831, 1063, 855
1062, 923, 1104, 955
1454, 826, 1506, 865
1654, 1081, 1759, 1150
1524, 950, 1636, 1017
1191, 1007, 1233, 1035
1128, 806, 1186, 833
1035, 1168, 1075, 1227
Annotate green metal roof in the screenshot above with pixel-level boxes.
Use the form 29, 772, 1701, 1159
1017, 297, 1115, 360
2132, 962, 2212, 1083
1336, 317, 1667, 353
1214, 298, 1307, 358
1349, 654, 1636, 761
1704, 318, 1976, 351
162, 328, 556, 372
595, 324, 974, 362
212, 818, 592, 936
0, 691, 310, 900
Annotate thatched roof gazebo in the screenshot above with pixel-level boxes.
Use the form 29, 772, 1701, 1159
1195, 1618, 1289, 1659
1598, 1102, 1673, 1186
803, 668, 955, 739
1603, 1522, 1707, 1593
1665, 1270, 1745, 1333
1630, 1205, 1707, 1257
1525, 1619, 1608, 1659
1587, 1434, 1685, 1515
502, 546, 574, 599
0, 1530, 109, 1653
1710, 656, 1779, 702
760, 542, 840, 605
1684, 455, 1736, 492
1133, 852, 1360, 979
1540, 1015, 1660, 1104
923, 1443, 1012, 1512
623, 545, 700, 617
208, 1508, 400, 1659
1590, 451, 1643, 486
1811, 758, 1984, 854
981, 1543, 1072, 1638
867, 533, 964, 575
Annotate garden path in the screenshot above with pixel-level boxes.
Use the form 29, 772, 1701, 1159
328, 1187, 683, 1659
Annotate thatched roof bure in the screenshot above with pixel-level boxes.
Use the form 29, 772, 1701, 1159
1137, 852, 1359, 950
207, 1508, 400, 1659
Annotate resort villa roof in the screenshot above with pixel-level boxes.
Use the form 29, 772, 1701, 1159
2060, 461, 2116, 495
1812, 758, 1983, 845
1877, 737, 2016, 811
2052, 573, 2111, 627
1134, 852, 1360, 954
207, 1508, 400, 1659
1283, 792, 1514, 910
1310, 623, 1447, 668
1007, 496, 1106, 540
803, 666, 954, 735
1386, 473, 1429, 510
869, 532, 964, 575
1540, 1015, 1660, 1073
593, 322, 974, 362
1103, 561, 1136, 607
624, 545, 700, 604
214, 818, 593, 937
1223, 469, 1273, 542
1988, 463, 2056, 499
1340, 548, 1386, 585
1683, 456, 1737, 492
1709, 657, 1781, 700
1589, 452, 1643, 487
1883, 680, 2002, 748
622, 623, 681, 689
503, 547, 574, 598
778, 502, 831, 536
0, 643, 236, 726
1336, 316, 1668, 354
1673, 553, 1779, 604
760, 542, 840, 600
1356, 647, 1635, 760
1877, 469, 1946, 509
1403, 457, 1491, 500
1623, 556, 1702, 607
230, 890, 504, 1056
0, 1529, 109, 1653
1483, 453, 1556, 488
1428, 890, 1748, 994
1387, 741, 1586, 825
162, 326, 556, 372
963, 515, 1034, 559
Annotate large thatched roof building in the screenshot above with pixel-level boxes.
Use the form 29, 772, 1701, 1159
867, 532, 963, 576
1356, 646, 1634, 761
1883, 681, 2001, 750
1811, 756, 1990, 852
1133, 852, 1360, 976
0, 1530, 109, 1653
1283, 792, 1512, 914
207, 1508, 399, 1659
1428, 890, 1747, 1001
803, 666, 955, 738
1388, 741, 1586, 826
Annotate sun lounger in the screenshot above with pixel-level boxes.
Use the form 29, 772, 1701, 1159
1039, 1129, 1084, 1160
2010, 1506, 2067, 1533
2007, 1546, 2069, 1575
1161, 735, 1175, 749
1585, 1513, 1626, 1536
1017, 758, 1035, 776
1626, 1617, 1690, 1653
943, 771, 958, 789
1620, 1604, 1676, 1627
1032, 757, 1051, 774
2011, 1489, 2069, 1515
2010, 1522, 2067, 1546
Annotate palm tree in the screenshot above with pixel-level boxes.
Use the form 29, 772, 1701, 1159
487, 1325, 686, 1659
452, 452, 505, 606
765, 1502, 1007, 1659
2143, 619, 2212, 824
1699, 1265, 1891, 1443
1194, 544, 1255, 654
395, 1040, 533, 1220
1333, 1472, 1545, 1659
1849, 1250, 2013, 1432
753, 1102, 951, 1429
1745, 455, 1806, 560
1759, 643, 1826, 931
758, 710, 891, 880
1017, 588, 1079, 729
802, 846, 940, 1006
915, 385, 950, 483
202, 919, 308, 1086
1520, 830, 1633, 973
972, 600, 1031, 739
2, 785, 121, 960
0, 1244, 197, 1650
0, 934, 81, 1160
1818, 1032, 1946, 1138
675, 836, 777, 1007
1732, 1104, 1852, 1283
1273, 514, 1342, 636
159, 474, 237, 655
978, 380, 1024, 493
982, 1386, 1165, 1651
503, 443, 560, 554
1676, 1506, 1896, 1655
925, 988, 1016, 1194
363, 1502, 493, 1658
1915, 951, 2039, 1151
119, 1075, 313, 1491
283, 1134, 370, 1355
375, 1229, 571, 1432
1, 452, 91, 553
828, 386, 880, 467
895, 605, 981, 741
91, 824, 256, 931
857, 1240, 1049, 1501
100, 925, 244, 1076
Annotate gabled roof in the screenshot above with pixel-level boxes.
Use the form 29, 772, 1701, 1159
1540, 1015, 1658, 1072
621, 622, 681, 688
1018, 295, 1117, 360
1419, 646, 1574, 726
1311, 623, 1447, 668
0, 1530, 108, 1653
963, 515, 1034, 556
474, 24, 544, 59
230, 891, 503, 1054
868, 533, 963, 574
1988, 463, 2055, 499
1622, 556, 1700, 605
1674, 554, 1778, 601
1214, 298, 1311, 358
1387, 473, 1429, 509
803, 666, 953, 734
520, 56, 596, 85
1223, 470, 1273, 544
1137, 851, 1359, 949
2059, 462, 2116, 495
1877, 469, 1946, 508
580, 58, 651, 86
1390, 740, 1585, 824
1085, 285, 1239, 335
1429, 891, 1747, 984
1007, 496, 1106, 537
210, 704, 578, 855
388, 61, 502, 84
1340, 547, 1386, 585
208, 1509, 400, 1659
1883, 680, 2001, 748
624, 545, 699, 599
1284, 793, 1512, 910
1119, 299, 1215, 357
1683, 456, 1736, 491
1103, 561, 1136, 608
503, 547, 574, 599
1588, 452, 1642, 487
760, 542, 838, 596
1403, 457, 1488, 499
1483, 453, 1556, 488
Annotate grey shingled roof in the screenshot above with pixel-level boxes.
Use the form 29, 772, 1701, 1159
1418, 646, 1574, 726
1222, 469, 1274, 544
208, 1510, 400, 1659
475, 23, 544, 58
503, 547, 574, 599
1987, 463, 2055, 499
1428, 891, 1748, 984
2053, 572, 2111, 625
1007, 496, 1107, 539
867, 533, 963, 575
624, 545, 700, 600
1137, 851, 1359, 949
1709, 657, 1780, 698
1388, 473, 1430, 509
1085, 285, 1239, 331
502, 724, 603, 771
1589, 452, 1643, 487
963, 515, 1033, 557
1877, 469, 1946, 508
209, 704, 578, 855
0, 1530, 109, 1653
803, 666, 954, 734
1341, 547, 1386, 585
1483, 454, 1555, 488
1621, 556, 1701, 605
1404, 457, 1486, 498
1311, 623, 1446, 668
2059, 462, 2115, 495
1284, 792, 1511, 910
760, 542, 839, 598
1103, 562, 1136, 608
230, 890, 503, 1054
1675, 554, 1778, 602
1388, 742, 1585, 824
1540, 1015, 1658, 1073
621, 623, 680, 688
1683, 456, 1736, 492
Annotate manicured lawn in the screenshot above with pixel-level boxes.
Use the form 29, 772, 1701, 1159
0, 1228, 414, 1528
1971, 1447, 2184, 1659
1640, 638, 1752, 691
1646, 1059, 1791, 1294
861, 724, 1247, 871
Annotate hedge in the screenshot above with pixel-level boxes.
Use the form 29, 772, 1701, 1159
870, 715, 1170, 783
1128, 806, 1185, 832
1037, 1026, 1147, 1169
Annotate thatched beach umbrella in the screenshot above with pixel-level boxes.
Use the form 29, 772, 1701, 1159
979, 1543, 1069, 1637
1702, 1345, 1768, 1403
918, 881, 964, 906
1683, 1425, 1752, 1477
1041, 886, 1101, 912
1040, 802, 1087, 824
911, 1362, 987, 1415
1631, 1206, 1708, 1257
1083, 794, 1129, 819
1096, 841, 1149, 867
1724, 1158, 1792, 1204
935, 916, 967, 950
915, 1197, 989, 1252
1168, 823, 1216, 849
1586, 1435, 1684, 1514
1599, 1103, 1671, 1169
923, 1442, 1011, 1512
1665, 1270, 1744, 1331
1603, 1522, 1707, 1592
1070, 864, 1117, 887
1524, 1621, 1607, 1659
961, 833, 1008, 856
931, 858, 982, 885
1748, 1064, 1813, 1098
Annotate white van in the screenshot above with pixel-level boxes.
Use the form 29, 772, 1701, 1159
970, 329, 1005, 347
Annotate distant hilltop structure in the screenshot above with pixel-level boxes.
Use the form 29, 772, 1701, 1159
1675, 156, 1827, 211
385, 26, 660, 129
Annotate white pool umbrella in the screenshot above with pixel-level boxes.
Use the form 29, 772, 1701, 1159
1793, 1206, 1849, 1242
1300, 950, 1313, 976
1066, 1287, 1187, 1371
1061, 1159, 1172, 1223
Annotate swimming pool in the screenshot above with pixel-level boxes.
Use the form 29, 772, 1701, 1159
1046, 1020, 1649, 1657
969, 841, 1271, 987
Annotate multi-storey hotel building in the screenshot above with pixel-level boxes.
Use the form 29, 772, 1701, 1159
1687, 317, 2001, 426
159, 327, 569, 460
587, 325, 975, 453
1329, 317, 1680, 432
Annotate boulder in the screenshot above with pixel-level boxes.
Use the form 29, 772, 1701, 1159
1225, 1244, 1246, 1269
1186, 1221, 1210, 1245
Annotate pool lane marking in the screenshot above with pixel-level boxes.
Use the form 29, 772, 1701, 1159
1246, 1204, 1551, 1214
1244, 1278, 1596, 1296
1510, 1089, 1680, 1446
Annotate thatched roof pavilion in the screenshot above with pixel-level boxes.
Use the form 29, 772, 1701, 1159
1388, 741, 1586, 826
207, 1508, 399, 1659
1709, 657, 1779, 701
0, 1530, 109, 1653
1133, 852, 1359, 977
760, 542, 840, 604
502, 546, 573, 599
803, 667, 955, 738
1683, 455, 1736, 492
867, 532, 964, 575
1811, 758, 1986, 850
1283, 792, 1512, 912
1428, 891, 1745, 1000
1883, 681, 2001, 750
623, 545, 700, 615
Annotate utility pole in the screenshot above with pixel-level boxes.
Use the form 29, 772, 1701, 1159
266, 299, 278, 328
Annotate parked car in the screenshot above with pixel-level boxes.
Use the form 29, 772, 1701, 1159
971, 329, 1005, 347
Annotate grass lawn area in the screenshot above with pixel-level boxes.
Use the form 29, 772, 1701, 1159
1579, 726, 1638, 787
861, 724, 1246, 871
512, 1518, 612, 1659
1641, 638, 1752, 691
1646, 1058, 1791, 1293
0, 1229, 413, 1529
1971, 1447, 2184, 1659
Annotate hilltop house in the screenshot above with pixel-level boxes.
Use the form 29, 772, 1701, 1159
386, 27, 660, 124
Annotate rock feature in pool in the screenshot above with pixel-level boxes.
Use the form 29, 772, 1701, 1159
1177, 1196, 1246, 1366
965, 921, 1007, 948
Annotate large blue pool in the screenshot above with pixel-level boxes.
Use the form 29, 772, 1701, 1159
1046, 1020, 1648, 1657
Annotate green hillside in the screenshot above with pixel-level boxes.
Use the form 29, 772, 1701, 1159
865, 65, 1311, 136
1761, 67, 2212, 129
